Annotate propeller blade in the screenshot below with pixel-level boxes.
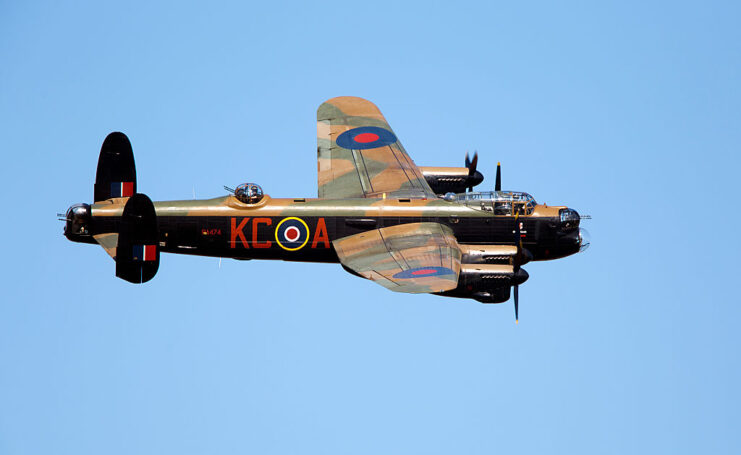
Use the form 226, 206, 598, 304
514, 213, 521, 324
514, 213, 522, 264
465, 152, 479, 192
468, 151, 478, 176
495, 162, 501, 191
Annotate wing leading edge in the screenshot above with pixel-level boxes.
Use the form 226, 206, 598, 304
333, 222, 462, 294
317, 96, 437, 199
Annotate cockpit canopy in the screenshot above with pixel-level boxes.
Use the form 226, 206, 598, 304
235, 183, 264, 204
444, 191, 537, 215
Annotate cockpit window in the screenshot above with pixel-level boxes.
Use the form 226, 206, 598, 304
450, 191, 537, 215
235, 183, 264, 204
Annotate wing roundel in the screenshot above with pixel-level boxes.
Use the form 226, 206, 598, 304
333, 222, 462, 294
317, 96, 436, 199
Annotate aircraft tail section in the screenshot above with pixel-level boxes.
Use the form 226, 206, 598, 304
115, 193, 160, 283
94, 132, 137, 202
76, 131, 160, 283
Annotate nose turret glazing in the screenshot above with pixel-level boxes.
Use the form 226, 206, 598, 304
559, 208, 580, 231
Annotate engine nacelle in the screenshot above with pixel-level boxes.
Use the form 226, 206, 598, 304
459, 244, 532, 265
419, 166, 484, 194
435, 264, 529, 303
460, 264, 529, 287
470, 287, 511, 304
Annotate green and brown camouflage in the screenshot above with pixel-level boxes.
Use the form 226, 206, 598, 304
63, 97, 589, 310
92, 195, 498, 220
318, 96, 437, 199
334, 222, 461, 294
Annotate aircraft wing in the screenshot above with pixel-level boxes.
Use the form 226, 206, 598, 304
333, 222, 461, 294
317, 96, 437, 199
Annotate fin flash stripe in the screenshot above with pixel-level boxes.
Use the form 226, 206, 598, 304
111, 182, 134, 198
133, 244, 156, 261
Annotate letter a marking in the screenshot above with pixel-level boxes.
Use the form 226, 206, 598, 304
311, 218, 330, 248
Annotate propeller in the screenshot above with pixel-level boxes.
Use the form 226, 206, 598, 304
465, 151, 479, 192
495, 162, 501, 192
513, 213, 522, 324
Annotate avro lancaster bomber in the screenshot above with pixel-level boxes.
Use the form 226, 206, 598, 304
63, 96, 589, 321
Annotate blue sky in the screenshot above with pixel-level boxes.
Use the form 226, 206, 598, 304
1, 0, 739, 453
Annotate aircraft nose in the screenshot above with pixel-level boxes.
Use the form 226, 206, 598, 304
471, 170, 484, 187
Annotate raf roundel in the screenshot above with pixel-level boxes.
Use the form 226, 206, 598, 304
275, 217, 310, 251
335, 126, 397, 150
392, 266, 456, 279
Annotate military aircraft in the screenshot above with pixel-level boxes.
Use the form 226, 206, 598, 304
63, 96, 589, 321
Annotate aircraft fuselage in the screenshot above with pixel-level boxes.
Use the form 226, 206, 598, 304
66, 194, 583, 263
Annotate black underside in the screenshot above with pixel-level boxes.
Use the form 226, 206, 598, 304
87, 213, 577, 263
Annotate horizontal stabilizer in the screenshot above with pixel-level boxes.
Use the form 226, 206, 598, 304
116, 193, 159, 284
93, 232, 119, 259
94, 132, 137, 202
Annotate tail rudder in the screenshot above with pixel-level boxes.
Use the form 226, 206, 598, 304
115, 193, 160, 284
94, 132, 137, 202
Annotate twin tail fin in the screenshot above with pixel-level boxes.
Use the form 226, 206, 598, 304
94, 132, 137, 203
92, 132, 159, 283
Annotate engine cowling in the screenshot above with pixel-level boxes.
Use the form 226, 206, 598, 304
459, 244, 532, 265
435, 264, 529, 303
419, 166, 484, 194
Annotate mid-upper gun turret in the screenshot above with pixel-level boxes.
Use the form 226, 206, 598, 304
234, 183, 264, 204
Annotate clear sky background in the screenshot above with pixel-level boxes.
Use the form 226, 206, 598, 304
1, 1, 739, 453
